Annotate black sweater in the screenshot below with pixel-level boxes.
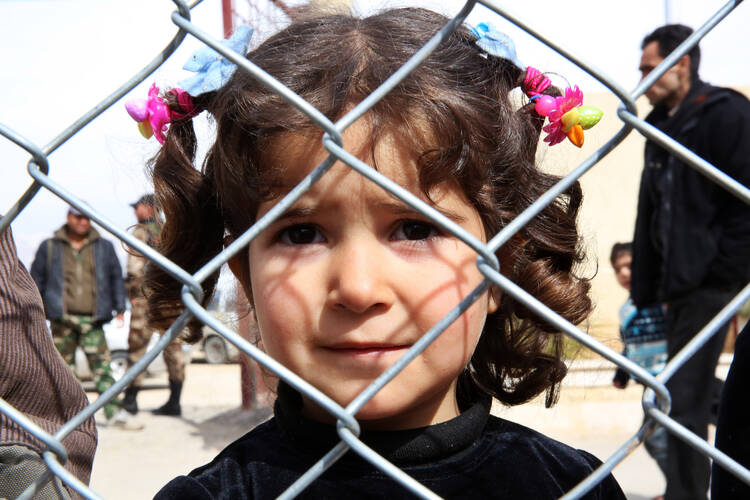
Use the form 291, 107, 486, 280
154, 384, 625, 499
712, 321, 750, 498
631, 80, 750, 306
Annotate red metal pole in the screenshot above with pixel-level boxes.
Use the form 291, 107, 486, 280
237, 293, 273, 409
222, 0, 234, 37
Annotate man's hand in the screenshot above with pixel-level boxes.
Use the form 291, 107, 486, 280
114, 313, 125, 328
612, 368, 629, 389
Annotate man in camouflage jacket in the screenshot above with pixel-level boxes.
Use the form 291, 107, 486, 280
122, 195, 186, 417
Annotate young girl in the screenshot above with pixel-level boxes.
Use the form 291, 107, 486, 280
143, 7, 624, 499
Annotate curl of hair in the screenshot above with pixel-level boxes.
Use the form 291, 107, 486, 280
147, 7, 591, 405
145, 92, 224, 342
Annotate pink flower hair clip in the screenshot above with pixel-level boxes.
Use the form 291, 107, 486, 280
523, 67, 603, 148
124, 26, 252, 144
124, 84, 197, 145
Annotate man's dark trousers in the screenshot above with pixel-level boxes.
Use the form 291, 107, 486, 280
665, 287, 735, 500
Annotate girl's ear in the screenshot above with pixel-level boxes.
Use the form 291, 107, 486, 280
224, 236, 253, 303
488, 286, 501, 315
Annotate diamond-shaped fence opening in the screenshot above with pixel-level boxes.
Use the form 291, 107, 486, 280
1, 1, 749, 499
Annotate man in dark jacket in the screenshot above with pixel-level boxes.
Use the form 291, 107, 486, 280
711, 321, 750, 499
30, 207, 129, 424
632, 24, 750, 500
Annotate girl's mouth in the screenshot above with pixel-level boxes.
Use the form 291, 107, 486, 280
324, 344, 411, 357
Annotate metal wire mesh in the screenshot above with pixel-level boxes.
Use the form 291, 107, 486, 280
1, 0, 749, 498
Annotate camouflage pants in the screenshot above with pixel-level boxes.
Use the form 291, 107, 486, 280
51, 314, 119, 419
129, 297, 185, 386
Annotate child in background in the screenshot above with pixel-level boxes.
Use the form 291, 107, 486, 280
610, 242, 668, 386
610, 242, 668, 497
140, 8, 623, 498
611, 242, 633, 388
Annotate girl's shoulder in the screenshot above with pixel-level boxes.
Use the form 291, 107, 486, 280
154, 416, 300, 500
468, 415, 626, 498
484, 415, 599, 464
193, 416, 285, 468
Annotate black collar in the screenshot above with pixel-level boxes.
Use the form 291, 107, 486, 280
647, 79, 715, 127
274, 382, 491, 467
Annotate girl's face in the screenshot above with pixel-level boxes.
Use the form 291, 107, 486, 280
244, 122, 497, 430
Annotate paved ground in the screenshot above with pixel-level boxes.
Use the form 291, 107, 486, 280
84, 357, 729, 499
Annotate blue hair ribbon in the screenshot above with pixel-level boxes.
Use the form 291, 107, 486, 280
470, 22, 524, 70
179, 24, 254, 97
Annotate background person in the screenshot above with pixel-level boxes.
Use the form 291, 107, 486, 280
711, 321, 750, 499
631, 24, 750, 499
122, 194, 185, 417
29, 207, 136, 429
0, 227, 97, 500
610, 242, 668, 500
0, 223, 97, 499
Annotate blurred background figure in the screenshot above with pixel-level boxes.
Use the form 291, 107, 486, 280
712, 321, 750, 499
631, 24, 750, 499
123, 194, 185, 418
1, 222, 97, 499
610, 242, 667, 500
29, 207, 136, 429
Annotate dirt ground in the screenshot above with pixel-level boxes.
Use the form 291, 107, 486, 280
84, 358, 708, 499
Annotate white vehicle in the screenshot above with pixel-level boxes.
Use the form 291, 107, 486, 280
74, 310, 190, 382
201, 309, 241, 364
202, 331, 240, 364
199, 290, 242, 364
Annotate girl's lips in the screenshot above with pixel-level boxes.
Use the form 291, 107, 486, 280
324, 344, 410, 357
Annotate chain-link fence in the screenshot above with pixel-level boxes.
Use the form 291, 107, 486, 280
2, 0, 750, 498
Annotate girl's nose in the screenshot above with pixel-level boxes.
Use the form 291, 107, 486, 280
327, 238, 394, 314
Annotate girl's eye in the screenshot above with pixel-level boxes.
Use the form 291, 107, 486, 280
279, 224, 324, 245
392, 220, 440, 241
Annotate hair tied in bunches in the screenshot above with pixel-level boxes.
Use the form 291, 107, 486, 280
524, 67, 603, 148
471, 23, 602, 148
523, 67, 551, 97
169, 89, 198, 121
179, 24, 254, 97
470, 22, 524, 70
124, 25, 253, 144
124, 84, 170, 144
124, 86, 197, 144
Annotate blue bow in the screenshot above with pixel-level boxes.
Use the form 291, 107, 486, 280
471, 22, 524, 70
179, 24, 254, 96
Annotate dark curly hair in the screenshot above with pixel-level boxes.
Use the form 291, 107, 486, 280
146, 7, 591, 408
642, 24, 700, 81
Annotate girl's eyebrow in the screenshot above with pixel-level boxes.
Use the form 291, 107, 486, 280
274, 206, 318, 222
274, 202, 467, 224
374, 200, 467, 224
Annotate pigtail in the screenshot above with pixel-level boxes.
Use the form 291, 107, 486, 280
468, 172, 590, 408
458, 67, 590, 408
146, 92, 225, 343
